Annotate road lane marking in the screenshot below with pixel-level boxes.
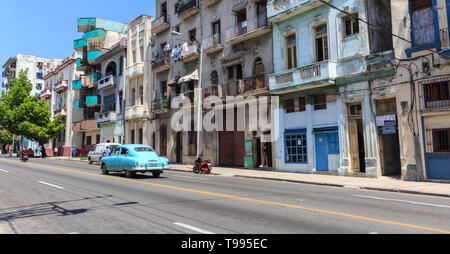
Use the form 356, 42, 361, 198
173, 175, 208, 181
0, 169, 9, 173
3, 158, 450, 234
38, 181, 64, 190
174, 222, 215, 234
353, 195, 450, 209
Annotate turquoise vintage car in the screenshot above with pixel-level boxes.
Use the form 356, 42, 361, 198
100, 145, 169, 178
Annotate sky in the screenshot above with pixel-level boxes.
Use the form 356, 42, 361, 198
0, 0, 156, 92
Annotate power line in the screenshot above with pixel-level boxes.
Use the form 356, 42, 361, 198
317, 0, 442, 56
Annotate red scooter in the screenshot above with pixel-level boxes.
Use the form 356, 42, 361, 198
193, 157, 212, 174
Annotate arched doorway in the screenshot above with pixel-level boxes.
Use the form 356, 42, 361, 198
105, 61, 117, 77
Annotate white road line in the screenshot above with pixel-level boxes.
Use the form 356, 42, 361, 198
38, 181, 64, 190
0, 169, 9, 173
173, 175, 208, 181
174, 222, 215, 234
353, 195, 450, 209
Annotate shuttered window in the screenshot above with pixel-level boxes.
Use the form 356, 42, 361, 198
433, 129, 450, 152
343, 13, 359, 38
286, 34, 297, 69
410, 0, 434, 45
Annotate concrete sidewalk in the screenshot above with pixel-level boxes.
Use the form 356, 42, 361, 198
46, 156, 450, 198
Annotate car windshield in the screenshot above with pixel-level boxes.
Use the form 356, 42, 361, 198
134, 147, 155, 152
108, 145, 119, 153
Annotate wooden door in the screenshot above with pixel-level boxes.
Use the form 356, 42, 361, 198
349, 120, 360, 172
160, 126, 167, 156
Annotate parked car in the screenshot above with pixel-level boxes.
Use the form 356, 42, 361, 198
88, 143, 120, 164
100, 145, 169, 178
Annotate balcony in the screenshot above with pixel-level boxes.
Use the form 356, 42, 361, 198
202, 0, 221, 7
152, 55, 171, 73
86, 95, 100, 107
203, 34, 223, 54
232, 0, 248, 12
268, 0, 332, 23
54, 107, 67, 118
125, 105, 147, 120
74, 38, 87, 51
42, 89, 52, 100
77, 18, 128, 34
82, 72, 101, 87
176, 0, 200, 20
76, 58, 88, 71
179, 44, 200, 63
72, 119, 98, 132
269, 60, 337, 94
98, 75, 117, 90
224, 15, 271, 46
54, 80, 68, 93
72, 80, 83, 90
96, 111, 118, 124
126, 62, 145, 78
151, 15, 170, 34
84, 28, 106, 42
87, 50, 102, 64
151, 99, 171, 115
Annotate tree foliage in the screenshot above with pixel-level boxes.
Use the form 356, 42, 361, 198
0, 69, 65, 146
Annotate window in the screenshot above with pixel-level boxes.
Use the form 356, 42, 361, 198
433, 129, 450, 152
212, 21, 221, 44
121, 148, 129, 155
315, 24, 328, 62
135, 147, 155, 152
410, 0, 434, 45
313, 94, 327, 110
327, 132, 340, 154
236, 10, 247, 35
96, 135, 100, 144
211, 71, 219, 85
189, 29, 197, 44
286, 34, 297, 69
86, 136, 92, 145
139, 129, 143, 144
343, 13, 359, 38
424, 81, 450, 108
284, 97, 306, 113
285, 132, 308, 163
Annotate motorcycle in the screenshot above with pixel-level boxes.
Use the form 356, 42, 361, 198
21, 153, 29, 162
193, 157, 212, 174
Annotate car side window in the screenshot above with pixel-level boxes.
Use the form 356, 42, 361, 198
121, 148, 128, 155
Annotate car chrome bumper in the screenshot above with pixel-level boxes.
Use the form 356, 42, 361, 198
130, 165, 169, 172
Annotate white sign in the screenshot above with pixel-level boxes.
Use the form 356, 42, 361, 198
376, 115, 397, 127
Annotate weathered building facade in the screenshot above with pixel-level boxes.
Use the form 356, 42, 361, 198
72, 17, 128, 155
152, 0, 274, 167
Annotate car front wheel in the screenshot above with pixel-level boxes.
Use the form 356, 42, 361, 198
88, 157, 93, 164
152, 172, 161, 178
101, 164, 109, 175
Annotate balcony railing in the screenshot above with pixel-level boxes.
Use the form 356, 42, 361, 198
152, 98, 171, 114
179, 43, 200, 63
269, 60, 337, 93
54, 80, 68, 93
268, 0, 331, 22
98, 75, 117, 90
152, 55, 171, 73
203, 33, 223, 54
152, 15, 170, 34
224, 15, 271, 45
72, 119, 98, 132
125, 105, 147, 120
176, 0, 200, 19
96, 111, 118, 124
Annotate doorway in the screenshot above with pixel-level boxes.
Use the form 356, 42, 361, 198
348, 103, 366, 173
176, 132, 182, 164
376, 98, 401, 176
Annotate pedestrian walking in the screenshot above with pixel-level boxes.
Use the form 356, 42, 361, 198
260, 142, 269, 168
72, 146, 76, 158
9, 145, 13, 157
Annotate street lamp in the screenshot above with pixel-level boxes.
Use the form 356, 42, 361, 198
171, 31, 203, 159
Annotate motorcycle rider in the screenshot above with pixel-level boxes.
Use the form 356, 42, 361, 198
21, 146, 28, 162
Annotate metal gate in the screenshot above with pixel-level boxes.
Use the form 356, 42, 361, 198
425, 153, 450, 180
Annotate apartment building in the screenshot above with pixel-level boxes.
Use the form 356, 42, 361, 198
96, 39, 127, 144
72, 17, 128, 156
268, 0, 396, 177
2, 54, 62, 155
41, 52, 84, 156
152, 0, 274, 167
124, 15, 153, 146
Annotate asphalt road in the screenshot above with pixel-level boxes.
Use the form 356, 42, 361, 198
0, 156, 450, 234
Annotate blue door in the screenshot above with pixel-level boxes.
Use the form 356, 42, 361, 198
315, 133, 329, 171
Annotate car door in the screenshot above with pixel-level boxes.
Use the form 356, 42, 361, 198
108, 148, 119, 170
119, 147, 129, 170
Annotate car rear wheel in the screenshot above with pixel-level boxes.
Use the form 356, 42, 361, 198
152, 172, 161, 178
88, 157, 92, 164
101, 164, 109, 175
125, 170, 136, 178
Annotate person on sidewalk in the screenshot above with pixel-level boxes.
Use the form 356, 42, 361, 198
8, 145, 13, 157
260, 142, 269, 168
72, 146, 76, 158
